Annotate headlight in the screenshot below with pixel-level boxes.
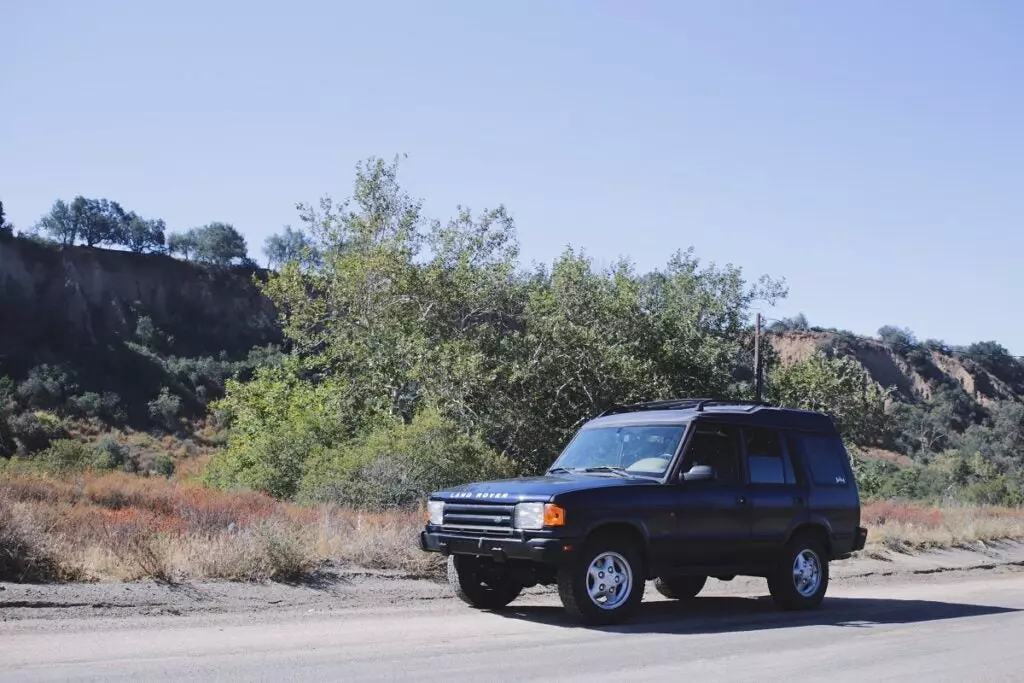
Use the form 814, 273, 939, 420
514, 502, 545, 530
427, 500, 445, 526
514, 502, 566, 529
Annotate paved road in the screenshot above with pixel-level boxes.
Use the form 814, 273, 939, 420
3, 572, 1024, 682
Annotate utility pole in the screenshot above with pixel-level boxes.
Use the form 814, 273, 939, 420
754, 313, 763, 402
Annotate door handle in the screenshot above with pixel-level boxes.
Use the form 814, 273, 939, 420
793, 496, 805, 505
736, 496, 747, 505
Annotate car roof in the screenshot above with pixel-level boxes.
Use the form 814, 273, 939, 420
582, 404, 839, 435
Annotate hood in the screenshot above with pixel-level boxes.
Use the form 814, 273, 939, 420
432, 473, 656, 503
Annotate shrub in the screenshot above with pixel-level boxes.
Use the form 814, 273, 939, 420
16, 365, 77, 410
68, 392, 125, 421
134, 315, 168, 350
0, 375, 15, 407
94, 437, 130, 471
298, 406, 517, 510
878, 325, 918, 354
204, 423, 336, 500
961, 477, 1024, 507
148, 387, 183, 430
100, 511, 176, 582
0, 496, 63, 581
247, 520, 315, 581
154, 454, 176, 478
0, 415, 13, 458
8, 412, 64, 454
36, 439, 103, 474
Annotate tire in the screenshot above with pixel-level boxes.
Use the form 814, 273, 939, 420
767, 534, 829, 610
654, 575, 707, 600
447, 555, 522, 610
557, 534, 645, 626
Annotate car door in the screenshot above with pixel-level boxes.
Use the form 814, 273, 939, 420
672, 422, 752, 567
742, 426, 808, 563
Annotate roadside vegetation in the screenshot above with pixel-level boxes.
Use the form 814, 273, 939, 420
0, 471, 435, 583
4, 155, 1024, 583
3, 471, 1023, 583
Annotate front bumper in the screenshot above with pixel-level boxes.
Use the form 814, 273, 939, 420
420, 530, 571, 564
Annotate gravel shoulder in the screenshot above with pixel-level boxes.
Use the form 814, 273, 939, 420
3, 540, 1024, 626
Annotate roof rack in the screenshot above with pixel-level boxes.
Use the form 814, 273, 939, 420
597, 397, 768, 417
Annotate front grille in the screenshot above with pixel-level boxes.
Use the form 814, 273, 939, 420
442, 502, 516, 535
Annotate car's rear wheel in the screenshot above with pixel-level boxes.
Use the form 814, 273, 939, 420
767, 534, 829, 610
557, 534, 645, 626
654, 575, 707, 600
447, 555, 522, 610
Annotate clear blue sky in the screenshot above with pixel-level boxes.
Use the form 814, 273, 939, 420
3, 1, 1023, 353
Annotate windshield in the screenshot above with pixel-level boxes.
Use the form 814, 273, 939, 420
548, 423, 688, 477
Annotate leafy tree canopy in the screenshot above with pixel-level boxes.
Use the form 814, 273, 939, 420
769, 349, 890, 446
263, 226, 321, 270
31, 196, 165, 252
208, 155, 787, 497
168, 223, 248, 266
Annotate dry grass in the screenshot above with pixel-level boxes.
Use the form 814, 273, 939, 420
862, 500, 1024, 552
4, 471, 1024, 584
0, 472, 436, 583
0, 495, 75, 582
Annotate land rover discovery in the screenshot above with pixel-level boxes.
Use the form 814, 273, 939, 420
419, 398, 867, 625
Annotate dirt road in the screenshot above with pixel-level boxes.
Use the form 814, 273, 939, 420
3, 559, 1024, 682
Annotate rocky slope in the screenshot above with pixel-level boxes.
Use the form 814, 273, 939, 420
769, 330, 1019, 407
0, 236, 280, 372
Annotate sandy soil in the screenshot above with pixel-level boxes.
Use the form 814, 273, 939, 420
3, 540, 1024, 624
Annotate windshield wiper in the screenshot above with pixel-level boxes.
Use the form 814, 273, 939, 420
547, 467, 577, 475
582, 466, 633, 478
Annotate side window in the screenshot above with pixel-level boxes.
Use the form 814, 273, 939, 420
743, 427, 796, 485
683, 424, 743, 485
793, 432, 851, 486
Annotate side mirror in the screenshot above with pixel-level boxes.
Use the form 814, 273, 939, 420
681, 465, 714, 482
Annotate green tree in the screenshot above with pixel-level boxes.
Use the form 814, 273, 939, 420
148, 387, 182, 431
769, 350, 890, 446
300, 405, 516, 509
71, 196, 124, 247
769, 313, 809, 332
193, 222, 248, 265
34, 196, 125, 247
263, 226, 321, 270
119, 213, 166, 253
35, 199, 76, 244
877, 325, 917, 354
958, 341, 1024, 390
0, 199, 12, 237
167, 230, 198, 259
210, 154, 788, 497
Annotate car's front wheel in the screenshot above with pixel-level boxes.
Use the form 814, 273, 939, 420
557, 534, 645, 626
447, 555, 522, 610
767, 534, 829, 610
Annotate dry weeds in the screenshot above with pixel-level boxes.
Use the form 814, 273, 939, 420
0, 472, 435, 583
861, 500, 1024, 552
2, 472, 1023, 583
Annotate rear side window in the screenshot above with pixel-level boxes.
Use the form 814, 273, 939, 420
743, 427, 796, 485
793, 432, 850, 486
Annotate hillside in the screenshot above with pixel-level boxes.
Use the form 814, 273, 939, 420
767, 326, 1024, 505
0, 234, 283, 449
4, 156, 1024, 512
0, 235, 279, 366
4, 158, 1024, 589
770, 330, 1021, 407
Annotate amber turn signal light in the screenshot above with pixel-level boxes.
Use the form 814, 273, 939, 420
543, 503, 566, 526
